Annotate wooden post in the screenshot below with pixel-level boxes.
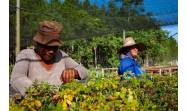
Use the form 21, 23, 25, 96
71, 45, 74, 52
159, 68, 162, 75
94, 46, 97, 68
123, 30, 125, 43
102, 68, 104, 74
169, 68, 172, 76
145, 53, 149, 67
16, 0, 20, 55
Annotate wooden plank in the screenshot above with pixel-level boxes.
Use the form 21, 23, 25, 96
99, 66, 178, 75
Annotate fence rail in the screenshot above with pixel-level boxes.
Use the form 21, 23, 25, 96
98, 66, 178, 75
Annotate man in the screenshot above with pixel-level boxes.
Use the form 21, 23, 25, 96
118, 37, 146, 78
10, 20, 88, 95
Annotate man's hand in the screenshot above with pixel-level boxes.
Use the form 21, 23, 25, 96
61, 68, 80, 83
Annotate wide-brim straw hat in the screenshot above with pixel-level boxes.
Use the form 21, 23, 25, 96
33, 20, 63, 47
118, 37, 146, 54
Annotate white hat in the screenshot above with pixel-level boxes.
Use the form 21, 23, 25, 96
118, 37, 146, 54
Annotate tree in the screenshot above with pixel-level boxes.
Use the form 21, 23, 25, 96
118, 0, 143, 17
9, 0, 173, 67
100, 4, 107, 16
90, 3, 99, 16
108, 0, 118, 16
82, 0, 91, 10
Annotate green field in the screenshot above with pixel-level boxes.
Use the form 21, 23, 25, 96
10, 70, 177, 111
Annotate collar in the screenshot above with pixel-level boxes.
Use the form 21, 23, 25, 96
125, 52, 133, 59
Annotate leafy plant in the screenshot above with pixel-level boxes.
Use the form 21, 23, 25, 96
10, 70, 178, 111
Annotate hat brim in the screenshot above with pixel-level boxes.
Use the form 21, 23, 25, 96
45, 39, 63, 47
33, 32, 63, 47
118, 43, 146, 54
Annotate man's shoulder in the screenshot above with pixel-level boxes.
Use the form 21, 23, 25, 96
20, 48, 33, 53
120, 57, 135, 65
121, 56, 133, 61
18, 48, 34, 56
59, 50, 67, 55
16, 48, 35, 61
58, 50, 70, 59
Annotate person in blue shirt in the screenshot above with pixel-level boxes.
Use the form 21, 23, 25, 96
118, 37, 146, 78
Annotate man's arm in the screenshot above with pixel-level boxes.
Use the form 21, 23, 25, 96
60, 51, 88, 81
64, 57, 88, 80
10, 50, 33, 95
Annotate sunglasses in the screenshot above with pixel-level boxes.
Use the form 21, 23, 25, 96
37, 43, 59, 52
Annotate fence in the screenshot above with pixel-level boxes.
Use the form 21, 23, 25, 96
98, 66, 178, 75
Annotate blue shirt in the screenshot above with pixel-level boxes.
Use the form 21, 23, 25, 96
118, 52, 143, 76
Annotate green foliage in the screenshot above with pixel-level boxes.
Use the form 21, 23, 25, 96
10, 0, 159, 46
10, 70, 178, 111
62, 29, 177, 68
9, 0, 177, 67
63, 35, 122, 68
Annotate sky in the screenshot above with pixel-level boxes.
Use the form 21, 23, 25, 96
143, 0, 178, 41
89, 0, 178, 41
161, 25, 178, 41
